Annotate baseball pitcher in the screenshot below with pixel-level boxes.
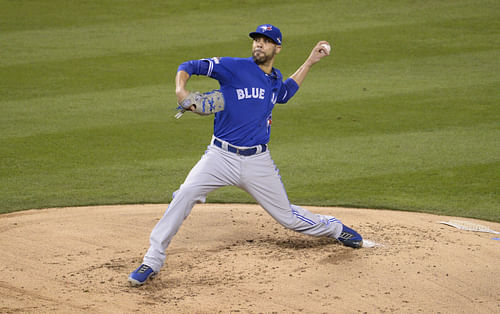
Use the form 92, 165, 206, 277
129, 24, 363, 286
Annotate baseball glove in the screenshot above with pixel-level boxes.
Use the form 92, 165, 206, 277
175, 89, 225, 119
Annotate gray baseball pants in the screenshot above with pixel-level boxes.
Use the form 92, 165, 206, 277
143, 137, 343, 272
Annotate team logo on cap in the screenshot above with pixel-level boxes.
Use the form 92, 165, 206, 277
260, 25, 272, 32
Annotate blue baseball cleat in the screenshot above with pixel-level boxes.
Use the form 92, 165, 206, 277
128, 264, 157, 286
337, 224, 363, 248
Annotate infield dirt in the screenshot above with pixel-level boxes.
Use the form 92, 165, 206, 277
1, 204, 499, 313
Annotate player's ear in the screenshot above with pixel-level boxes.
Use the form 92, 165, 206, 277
275, 45, 282, 54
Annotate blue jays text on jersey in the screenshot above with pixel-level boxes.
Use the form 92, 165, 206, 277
178, 57, 299, 147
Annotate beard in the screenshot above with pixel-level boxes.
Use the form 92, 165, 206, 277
252, 47, 276, 65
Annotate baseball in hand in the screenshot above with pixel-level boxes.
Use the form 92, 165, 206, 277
320, 43, 331, 54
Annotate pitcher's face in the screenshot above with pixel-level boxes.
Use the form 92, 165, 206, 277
252, 35, 281, 65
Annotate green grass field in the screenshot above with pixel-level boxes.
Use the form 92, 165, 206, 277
1, 0, 499, 221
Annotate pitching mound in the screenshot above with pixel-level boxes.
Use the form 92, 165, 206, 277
1, 204, 499, 313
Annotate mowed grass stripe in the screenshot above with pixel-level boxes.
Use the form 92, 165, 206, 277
3, 109, 497, 177
4, 42, 496, 107
1, 120, 211, 173
4, 0, 495, 65
0, 120, 211, 211
288, 161, 500, 221
274, 83, 498, 143
297, 49, 500, 104
273, 124, 500, 180
1, 78, 496, 146
1, 20, 247, 67
1, 152, 197, 211
0, 85, 177, 138
5, 10, 496, 67
1, 43, 497, 107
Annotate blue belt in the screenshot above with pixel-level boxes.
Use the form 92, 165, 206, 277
213, 138, 267, 156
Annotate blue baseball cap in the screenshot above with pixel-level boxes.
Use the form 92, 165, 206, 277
249, 24, 282, 45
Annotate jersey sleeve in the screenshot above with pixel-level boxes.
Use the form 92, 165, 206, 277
276, 78, 300, 104
177, 59, 210, 76
177, 57, 232, 85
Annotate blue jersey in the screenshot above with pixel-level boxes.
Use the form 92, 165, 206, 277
178, 57, 299, 146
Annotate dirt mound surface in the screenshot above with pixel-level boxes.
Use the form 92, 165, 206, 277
1, 204, 499, 313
